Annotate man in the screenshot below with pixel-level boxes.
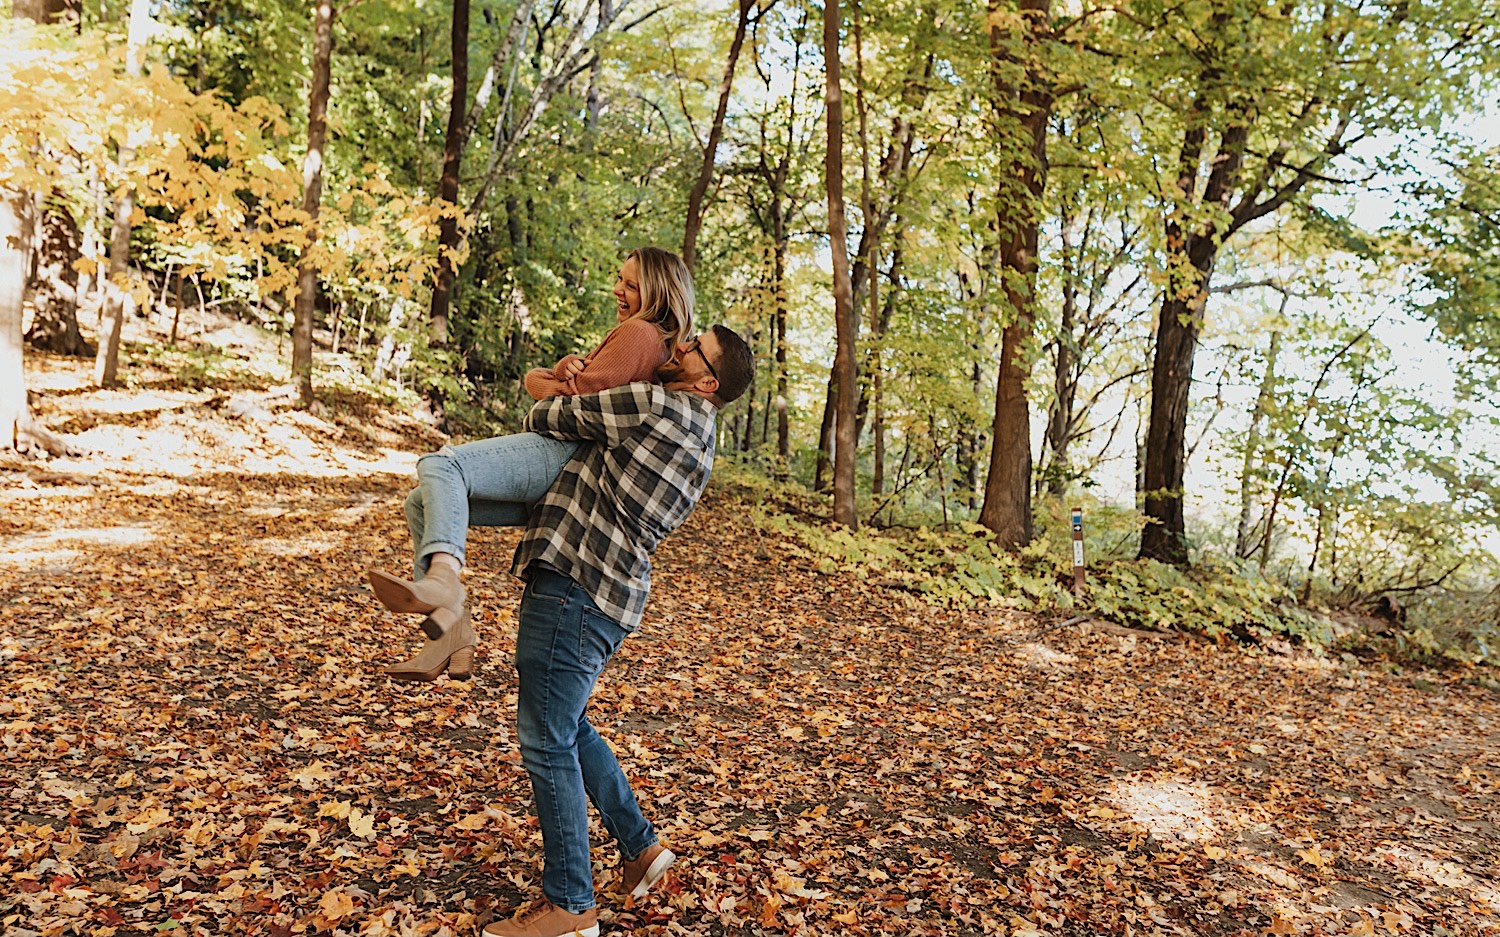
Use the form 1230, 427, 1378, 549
485, 324, 755, 937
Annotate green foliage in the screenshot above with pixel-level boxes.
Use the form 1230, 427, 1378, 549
1399, 145, 1500, 390
1091, 557, 1331, 644
741, 488, 1328, 645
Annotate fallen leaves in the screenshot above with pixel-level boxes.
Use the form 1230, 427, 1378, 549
1, 400, 1498, 937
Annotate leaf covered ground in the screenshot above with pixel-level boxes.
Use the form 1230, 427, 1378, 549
3, 346, 1499, 937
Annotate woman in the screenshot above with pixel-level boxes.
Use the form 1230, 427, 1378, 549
369, 247, 695, 681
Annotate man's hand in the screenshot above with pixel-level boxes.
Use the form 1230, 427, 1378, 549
553, 354, 588, 381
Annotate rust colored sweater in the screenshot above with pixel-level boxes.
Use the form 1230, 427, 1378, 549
523, 317, 671, 400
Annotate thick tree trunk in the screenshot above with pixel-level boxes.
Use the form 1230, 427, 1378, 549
25, 203, 92, 356
293, 0, 335, 407
980, 288, 1037, 546
978, 0, 1051, 549
429, 0, 470, 345
1, 192, 31, 449
6, 0, 81, 454
824, 0, 857, 528
13, 1, 71, 23
683, 0, 754, 272
1139, 243, 1216, 564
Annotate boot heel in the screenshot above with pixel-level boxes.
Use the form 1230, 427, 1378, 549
447, 645, 475, 680
423, 604, 462, 640
385, 610, 477, 683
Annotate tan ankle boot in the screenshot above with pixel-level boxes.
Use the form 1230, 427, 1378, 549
384, 608, 477, 682
368, 566, 465, 639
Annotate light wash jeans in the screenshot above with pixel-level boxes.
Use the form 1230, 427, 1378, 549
514, 568, 658, 913
402, 432, 579, 577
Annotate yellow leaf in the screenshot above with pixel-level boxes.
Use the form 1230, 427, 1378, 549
696, 831, 726, 847
318, 800, 352, 820
831, 909, 858, 925
319, 889, 355, 920
453, 812, 489, 831
293, 761, 333, 791
1204, 844, 1226, 860
126, 806, 169, 834
348, 808, 376, 839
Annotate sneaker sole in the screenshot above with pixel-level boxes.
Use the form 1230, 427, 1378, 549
629, 848, 676, 898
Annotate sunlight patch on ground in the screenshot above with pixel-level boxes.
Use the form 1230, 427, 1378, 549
1013, 642, 1077, 670
49, 390, 200, 417
327, 501, 386, 526
58, 421, 417, 481
1237, 858, 1305, 891
243, 504, 294, 517
1380, 844, 1499, 908
114, 478, 185, 498
0, 484, 98, 502
0, 526, 157, 569
257, 536, 339, 556
1105, 777, 1220, 843
0, 544, 80, 568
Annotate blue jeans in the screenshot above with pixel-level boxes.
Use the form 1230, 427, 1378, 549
402, 432, 579, 577
514, 568, 658, 913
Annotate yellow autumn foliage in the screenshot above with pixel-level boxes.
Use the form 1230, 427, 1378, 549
0, 18, 458, 312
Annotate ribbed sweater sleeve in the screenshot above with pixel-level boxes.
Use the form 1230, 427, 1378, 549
524, 317, 670, 400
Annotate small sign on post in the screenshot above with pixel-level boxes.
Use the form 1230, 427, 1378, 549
1071, 507, 1085, 596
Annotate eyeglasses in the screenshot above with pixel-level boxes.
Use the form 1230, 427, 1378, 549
686, 338, 719, 383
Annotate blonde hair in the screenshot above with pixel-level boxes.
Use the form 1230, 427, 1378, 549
627, 246, 695, 351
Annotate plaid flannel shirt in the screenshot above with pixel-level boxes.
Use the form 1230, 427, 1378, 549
511, 382, 717, 631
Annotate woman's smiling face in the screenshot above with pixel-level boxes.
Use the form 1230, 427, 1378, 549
613, 256, 643, 322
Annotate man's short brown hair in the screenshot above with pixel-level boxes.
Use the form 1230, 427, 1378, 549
709, 324, 755, 404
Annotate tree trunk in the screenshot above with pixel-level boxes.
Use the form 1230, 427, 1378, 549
978, 0, 1051, 549
13, 1, 71, 24
93, 0, 151, 387
292, 0, 335, 407
25, 202, 92, 356
1236, 328, 1280, 557
1301, 432, 1345, 602
1138, 249, 1215, 565
429, 0, 470, 345
773, 233, 789, 476
6, 0, 80, 455
682, 0, 754, 272
1, 191, 31, 450
813, 372, 836, 491
824, 0, 857, 528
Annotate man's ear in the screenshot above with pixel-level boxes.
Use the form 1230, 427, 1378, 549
695, 374, 720, 395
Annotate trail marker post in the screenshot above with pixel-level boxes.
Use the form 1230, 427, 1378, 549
1071, 507, 1085, 596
